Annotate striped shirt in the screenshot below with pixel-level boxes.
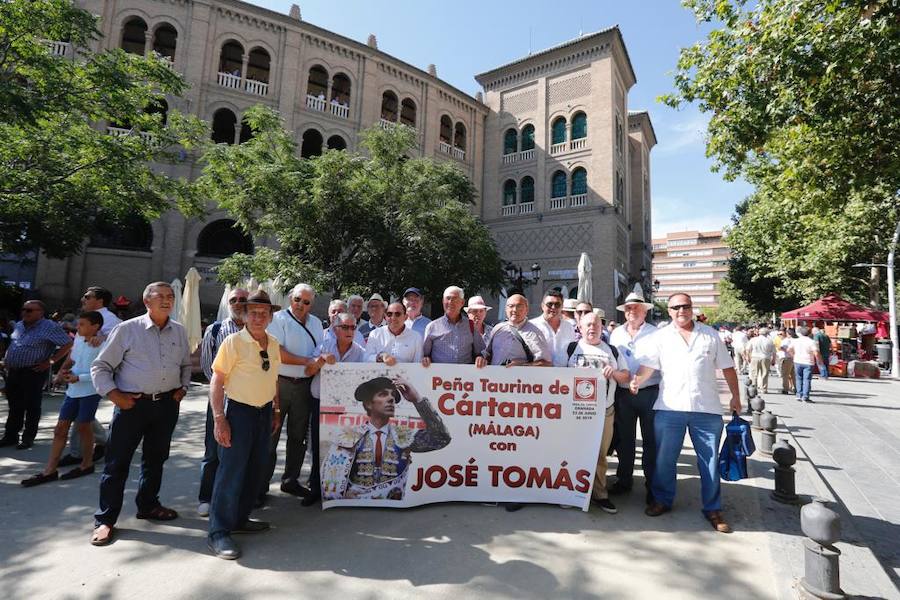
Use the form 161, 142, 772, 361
3, 319, 71, 369
423, 314, 475, 364
200, 317, 242, 381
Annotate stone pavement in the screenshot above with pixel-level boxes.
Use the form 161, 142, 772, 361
0, 380, 896, 600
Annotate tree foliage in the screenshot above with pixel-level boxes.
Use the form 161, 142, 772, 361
0, 0, 206, 258
697, 278, 767, 325
196, 106, 506, 305
664, 0, 900, 306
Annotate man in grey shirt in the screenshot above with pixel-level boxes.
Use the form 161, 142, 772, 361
422, 286, 475, 365
89, 282, 191, 547
475, 294, 551, 367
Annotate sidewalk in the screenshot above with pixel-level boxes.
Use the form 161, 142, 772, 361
0, 381, 893, 599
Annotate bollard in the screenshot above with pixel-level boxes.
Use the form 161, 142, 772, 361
799, 498, 845, 599
771, 437, 799, 504
750, 394, 766, 431
759, 410, 777, 455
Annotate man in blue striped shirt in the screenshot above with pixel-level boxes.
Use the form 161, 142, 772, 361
1, 301, 73, 450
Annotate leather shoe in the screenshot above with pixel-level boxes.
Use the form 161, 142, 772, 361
233, 519, 270, 534
607, 481, 632, 495
644, 501, 671, 517
280, 479, 310, 497
0, 437, 18, 448
208, 534, 241, 560
16, 440, 33, 450
58, 453, 81, 467
705, 510, 732, 533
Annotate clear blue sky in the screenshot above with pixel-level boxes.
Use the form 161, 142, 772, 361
253, 0, 754, 237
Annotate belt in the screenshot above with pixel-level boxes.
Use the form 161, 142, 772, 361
133, 389, 179, 401
278, 375, 309, 384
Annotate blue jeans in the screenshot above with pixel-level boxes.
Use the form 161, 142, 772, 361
198, 403, 218, 503
209, 400, 272, 539
816, 360, 829, 380
795, 364, 813, 400
651, 410, 724, 513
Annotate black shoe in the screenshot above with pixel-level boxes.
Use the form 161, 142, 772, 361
804, 398, 814, 403
92, 445, 106, 462
16, 440, 33, 450
504, 503, 524, 512
301, 494, 321, 507
607, 481, 632, 495
233, 519, 270, 534
58, 454, 80, 467
208, 534, 241, 560
60, 465, 95, 480
592, 498, 618, 514
280, 479, 310, 497
21, 471, 58, 487
0, 437, 17, 448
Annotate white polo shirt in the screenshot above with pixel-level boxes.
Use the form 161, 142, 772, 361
636, 321, 735, 415
267, 308, 323, 378
529, 316, 578, 367
365, 325, 423, 363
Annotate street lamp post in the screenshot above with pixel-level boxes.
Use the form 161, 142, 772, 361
504, 261, 541, 296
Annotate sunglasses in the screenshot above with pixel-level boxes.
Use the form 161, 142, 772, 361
336, 324, 357, 331
544, 302, 561, 308
669, 304, 693, 312
385, 311, 405, 317
259, 350, 270, 371
292, 297, 311, 305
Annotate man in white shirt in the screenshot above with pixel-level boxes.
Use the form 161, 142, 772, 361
779, 330, 796, 395
631, 293, 741, 533
529, 290, 578, 367
746, 327, 776, 393
264, 283, 323, 499
789, 326, 820, 403
366, 302, 423, 364
731, 325, 749, 373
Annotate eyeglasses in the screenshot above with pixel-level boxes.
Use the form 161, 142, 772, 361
669, 304, 693, 312
385, 311, 404, 317
259, 350, 270, 371
292, 297, 311, 305
336, 325, 357, 331
544, 302, 561, 308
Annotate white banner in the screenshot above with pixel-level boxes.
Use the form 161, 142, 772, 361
318, 363, 607, 511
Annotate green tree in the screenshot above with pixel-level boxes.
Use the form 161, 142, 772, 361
0, 0, 206, 258
698, 278, 766, 325
197, 106, 505, 305
664, 0, 900, 306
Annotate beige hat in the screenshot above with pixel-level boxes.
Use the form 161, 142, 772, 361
562, 298, 579, 312
616, 291, 654, 312
367, 293, 387, 307
464, 295, 492, 312
593, 307, 606, 319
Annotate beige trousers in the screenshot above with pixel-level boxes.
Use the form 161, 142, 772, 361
592, 404, 616, 500
749, 357, 771, 393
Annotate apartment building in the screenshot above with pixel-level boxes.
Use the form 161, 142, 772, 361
651, 230, 730, 309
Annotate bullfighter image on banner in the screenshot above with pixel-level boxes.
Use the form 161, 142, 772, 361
318, 363, 609, 510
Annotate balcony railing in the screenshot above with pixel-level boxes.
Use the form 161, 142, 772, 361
330, 102, 349, 119
501, 202, 536, 217
501, 204, 517, 217
106, 126, 157, 146
569, 193, 588, 207
549, 194, 589, 210
519, 149, 535, 161
379, 118, 396, 130
502, 152, 517, 164
306, 94, 326, 112
550, 139, 589, 155
570, 137, 587, 151
550, 142, 566, 155
519, 201, 534, 214
439, 141, 453, 155
217, 71, 242, 90
452, 147, 465, 161
244, 79, 268, 96
550, 197, 567, 210
46, 40, 71, 57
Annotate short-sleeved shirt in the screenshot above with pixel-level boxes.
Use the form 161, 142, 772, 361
97, 307, 122, 337
365, 325, 423, 363
212, 328, 281, 407
609, 321, 661, 388
423, 314, 475, 364
567, 339, 629, 408
529, 316, 578, 367
636, 321, 735, 414
405, 315, 431, 338
66, 335, 105, 398
791, 335, 818, 366
3, 318, 71, 369
200, 317, 242, 381
310, 337, 365, 397
482, 320, 551, 366
747, 335, 775, 360
268, 309, 323, 378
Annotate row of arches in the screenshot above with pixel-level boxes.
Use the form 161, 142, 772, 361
501, 168, 588, 206
503, 113, 588, 154
218, 40, 272, 85
380, 91, 417, 128
210, 108, 348, 156
440, 115, 467, 152
89, 217, 253, 258
121, 17, 177, 61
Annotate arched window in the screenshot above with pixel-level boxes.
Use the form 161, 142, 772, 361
246, 47, 270, 84
502, 179, 517, 206
331, 73, 351, 105
520, 176, 535, 204
301, 129, 323, 158
551, 117, 567, 145
211, 108, 237, 144
239, 116, 253, 144
90, 215, 153, 251
219, 41, 244, 75
571, 167, 587, 195
439, 115, 453, 143
121, 17, 147, 55
571, 112, 587, 140
400, 98, 417, 128
197, 219, 254, 258
152, 23, 177, 61
503, 128, 518, 155
521, 124, 535, 151
381, 91, 398, 122
454, 122, 467, 150
307, 65, 328, 98
551, 170, 567, 198
327, 135, 347, 151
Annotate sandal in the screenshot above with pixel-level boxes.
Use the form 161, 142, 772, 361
91, 524, 114, 546
136, 505, 179, 521
21, 471, 58, 487
60, 465, 95, 480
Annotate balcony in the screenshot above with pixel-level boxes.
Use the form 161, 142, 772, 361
570, 138, 587, 151
106, 126, 157, 146
549, 194, 589, 210
500, 202, 535, 217
452, 147, 465, 161
244, 79, 268, 96
502, 153, 517, 165
46, 40, 71, 57
501, 148, 535, 165
306, 94, 326, 112
570, 193, 587, 207
217, 72, 267, 96
217, 71, 241, 90
439, 141, 453, 155
519, 149, 535, 161
550, 138, 589, 155
501, 204, 517, 217
379, 118, 396, 130
550, 142, 566, 155
330, 102, 349, 119
550, 197, 567, 210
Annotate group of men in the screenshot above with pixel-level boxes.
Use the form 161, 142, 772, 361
2, 280, 743, 561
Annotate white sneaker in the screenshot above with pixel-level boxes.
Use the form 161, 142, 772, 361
197, 502, 210, 517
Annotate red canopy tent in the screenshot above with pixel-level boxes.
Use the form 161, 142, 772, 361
781, 293, 889, 324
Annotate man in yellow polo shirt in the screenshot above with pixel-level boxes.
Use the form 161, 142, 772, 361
207, 291, 282, 560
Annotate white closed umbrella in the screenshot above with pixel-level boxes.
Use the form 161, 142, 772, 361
216, 284, 232, 323
182, 267, 203, 353
269, 275, 288, 309
577, 252, 593, 304
170, 278, 183, 324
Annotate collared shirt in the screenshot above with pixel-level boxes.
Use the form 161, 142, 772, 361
405, 315, 431, 338
310, 337, 366, 397
365, 325, 423, 363
3, 318, 71, 369
636, 321, 734, 415
211, 328, 281, 408
322, 325, 366, 348
747, 335, 775, 360
200, 317, 242, 381
567, 339, 629, 408
359, 318, 386, 341
731, 330, 748, 350
90, 313, 192, 396
482, 320, 551, 366
529, 316, 578, 367
791, 335, 818, 366
609, 321, 661, 388
268, 308, 324, 378
97, 307, 122, 336
66, 335, 105, 398
423, 314, 475, 364
472, 322, 493, 358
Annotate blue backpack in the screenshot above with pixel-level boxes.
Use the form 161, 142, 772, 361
719, 412, 756, 481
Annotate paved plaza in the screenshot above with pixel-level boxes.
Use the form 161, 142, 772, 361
0, 375, 897, 599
